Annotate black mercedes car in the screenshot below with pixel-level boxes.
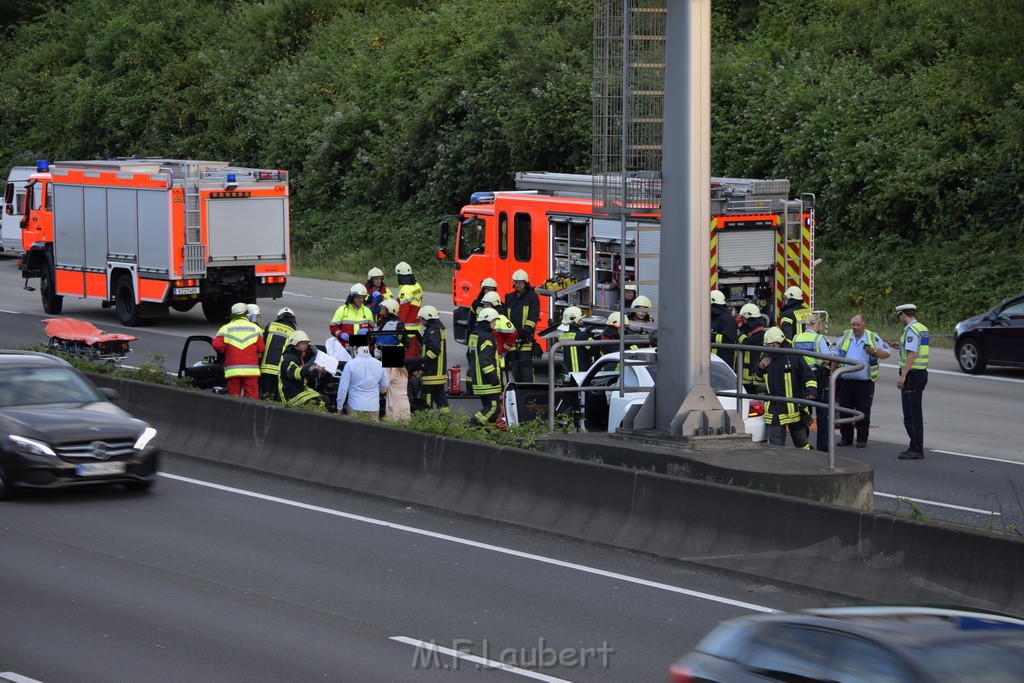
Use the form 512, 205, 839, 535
0, 351, 159, 499
954, 292, 1024, 374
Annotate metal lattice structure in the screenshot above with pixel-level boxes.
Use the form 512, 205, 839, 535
592, 0, 666, 214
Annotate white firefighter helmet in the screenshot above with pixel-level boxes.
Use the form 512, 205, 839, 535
763, 326, 786, 345
379, 298, 400, 315
418, 305, 440, 320
481, 277, 498, 289
477, 308, 500, 323
710, 290, 726, 306
350, 283, 368, 297
561, 306, 583, 324
277, 307, 294, 317
395, 261, 413, 275
607, 312, 622, 328
481, 291, 503, 306
624, 284, 638, 293
287, 330, 311, 346
246, 303, 261, 316
230, 302, 248, 317
784, 285, 804, 301
512, 269, 529, 282
739, 303, 761, 319
368, 266, 384, 279
632, 295, 652, 309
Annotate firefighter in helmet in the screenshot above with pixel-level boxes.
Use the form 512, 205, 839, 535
212, 302, 266, 399
418, 305, 449, 411
278, 330, 327, 410
468, 307, 502, 426
504, 269, 540, 382
329, 283, 375, 351
558, 306, 594, 373
737, 303, 768, 394
395, 261, 423, 358
470, 277, 500, 328
259, 306, 297, 400
627, 295, 655, 324
778, 285, 811, 341
364, 267, 393, 318
710, 290, 739, 370
756, 326, 816, 449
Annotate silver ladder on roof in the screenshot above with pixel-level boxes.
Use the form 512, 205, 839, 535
183, 162, 207, 278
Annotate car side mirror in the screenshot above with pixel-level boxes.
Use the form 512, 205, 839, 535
99, 386, 119, 401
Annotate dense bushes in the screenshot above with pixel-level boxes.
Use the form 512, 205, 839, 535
0, 0, 1020, 329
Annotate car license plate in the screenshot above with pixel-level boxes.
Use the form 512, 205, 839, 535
76, 462, 128, 476
174, 286, 200, 295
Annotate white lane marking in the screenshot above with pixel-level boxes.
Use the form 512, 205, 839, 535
159, 472, 776, 614
930, 450, 1024, 466
281, 291, 314, 298
1, 673, 45, 683
878, 362, 1024, 383
874, 492, 1000, 516
390, 637, 572, 682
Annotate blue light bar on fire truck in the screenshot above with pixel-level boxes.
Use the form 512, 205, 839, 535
36, 160, 49, 172
470, 191, 495, 204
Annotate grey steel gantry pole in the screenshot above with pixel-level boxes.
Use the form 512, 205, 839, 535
630, 0, 743, 437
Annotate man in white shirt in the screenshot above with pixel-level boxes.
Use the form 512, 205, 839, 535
336, 344, 388, 419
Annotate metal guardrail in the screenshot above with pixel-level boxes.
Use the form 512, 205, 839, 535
540, 338, 866, 471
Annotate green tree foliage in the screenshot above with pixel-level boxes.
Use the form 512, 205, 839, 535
0, 0, 1020, 328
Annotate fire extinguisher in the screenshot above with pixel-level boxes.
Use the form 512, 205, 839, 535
447, 365, 462, 395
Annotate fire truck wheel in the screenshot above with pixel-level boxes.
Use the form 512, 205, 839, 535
40, 263, 64, 315
201, 298, 232, 324
115, 275, 144, 326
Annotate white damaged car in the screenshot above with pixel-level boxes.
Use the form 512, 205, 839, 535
504, 349, 766, 442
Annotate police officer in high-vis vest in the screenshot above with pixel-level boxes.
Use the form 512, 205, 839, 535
896, 304, 929, 459
792, 314, 832, 452
260, 307, 297, 401
831, 313, 890, 449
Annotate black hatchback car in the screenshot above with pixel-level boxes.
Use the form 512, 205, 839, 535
954, 292, 1024, 374
0, 351, 159, 499
668, 606, 1024, 682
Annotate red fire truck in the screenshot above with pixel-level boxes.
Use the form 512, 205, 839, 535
437, 172, 816, 342
7, 158, 290, 326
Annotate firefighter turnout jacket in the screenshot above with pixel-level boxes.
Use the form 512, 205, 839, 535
755, 344, 817, 426
278, 344, 324, 407
212, 315, 266, 379
779, 300, 812, 340
504, 285, 540, 351
420, 318, 447, 386
467, 320, 501, 395
260, 313, 297, 378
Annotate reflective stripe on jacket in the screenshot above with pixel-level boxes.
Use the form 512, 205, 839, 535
260, 320, 295, 376
212, 317, 265, 378
900, 321, 930, 370
837, 329, 880, 381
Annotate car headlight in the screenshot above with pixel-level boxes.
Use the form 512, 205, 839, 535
133, 427, 158, 451
9, 435, 57, 457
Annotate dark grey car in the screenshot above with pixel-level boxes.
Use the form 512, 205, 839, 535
954, 292, 1024, 374
669, 606, 1024, 682
0, 351, 159, 499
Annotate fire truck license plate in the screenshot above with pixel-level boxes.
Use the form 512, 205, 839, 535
174, 287, 200, 295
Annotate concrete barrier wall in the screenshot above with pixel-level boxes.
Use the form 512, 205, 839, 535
93, 374, 1024, 614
